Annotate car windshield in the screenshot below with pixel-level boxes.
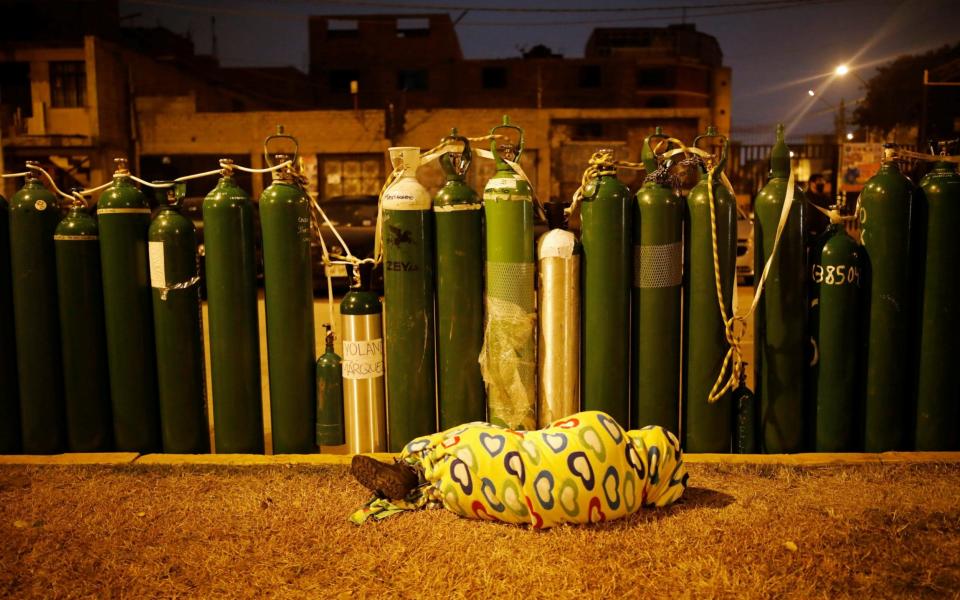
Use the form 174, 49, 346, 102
320, 200, 378, 226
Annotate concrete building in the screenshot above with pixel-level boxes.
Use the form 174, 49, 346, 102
2, 4, 731, 205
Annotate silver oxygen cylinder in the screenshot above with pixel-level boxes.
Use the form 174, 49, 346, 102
339, 264, 387, 453
536, 203, 581, 426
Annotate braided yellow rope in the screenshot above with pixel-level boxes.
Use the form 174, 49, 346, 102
705, 168, 746, 403
566, 149, 649, 218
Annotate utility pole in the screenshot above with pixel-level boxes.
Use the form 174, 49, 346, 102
919, 68, 960, 147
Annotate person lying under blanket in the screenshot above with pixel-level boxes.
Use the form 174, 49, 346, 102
349, 410, 688, 529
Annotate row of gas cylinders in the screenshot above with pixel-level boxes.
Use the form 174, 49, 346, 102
1, 121, 957, 456
332, 124, 960, 454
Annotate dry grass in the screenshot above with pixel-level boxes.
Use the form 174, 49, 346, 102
1, 462, 959, 599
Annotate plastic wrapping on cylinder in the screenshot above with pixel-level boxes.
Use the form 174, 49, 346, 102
537, 228, 580, 427
482, 115, 536, 431
479, 295, 537, 430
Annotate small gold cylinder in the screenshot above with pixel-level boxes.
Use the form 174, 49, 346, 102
537, 229, 580, 427
341, 312, 387, 453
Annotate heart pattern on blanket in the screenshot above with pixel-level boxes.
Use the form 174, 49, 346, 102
504, 451, 525, 484
553, 417, 580, 429
479, 432, 505, 457
404, 438, 430, 454
626, 443, 644, 479
525, 496, 544, 529
534, 470, 555, 510
542, 432, 568, 453
471, 500, 494, 520
450, 458, 473, 495
558, 479, 580, 517
567, 451, 595, 491
602, 465, 621, 510
456, 446, 476, 469
502, 480, 528, 516
481, 477, 505, 513
596, 413, 623, 443
579, 426, 606, 461
622, 471, 637, 512
520, 439, 541, 464
647, 446, 661, 485
588, 496, 606, 523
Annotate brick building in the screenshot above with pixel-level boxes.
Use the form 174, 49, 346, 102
2, 3, 732, 204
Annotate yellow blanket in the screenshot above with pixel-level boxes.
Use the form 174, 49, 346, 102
352, 411, 687, 529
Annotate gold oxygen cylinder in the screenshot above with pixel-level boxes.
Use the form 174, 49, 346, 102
536, 202, 581, 427
340, 264, 387, 453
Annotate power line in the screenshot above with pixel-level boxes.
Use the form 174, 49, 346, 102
126, 0, 854, 26
457, 0, 848, 27
292, 0, 840, 14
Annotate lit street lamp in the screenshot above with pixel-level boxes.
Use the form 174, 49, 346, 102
835, 63, 868, 87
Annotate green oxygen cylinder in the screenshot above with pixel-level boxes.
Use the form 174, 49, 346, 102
433, 130, 485, 429
580, 148, 632, 426
809, 209, 864, 452
9, 166, 65, 454
55, 199, 113, 452
382, 145, 437, 450
149, 183, 209, 454
316, 323, 345, 446
202, 162, 264, 453
0, 190, 20, 453
340, 264, 387, 453
481, 115, 536, 431
683, 128, 737, 453
97, 157, 161, 452
915, 145, 960, 450
259, 131, 317, 454
859, 145, 915, 451
633, 128, 683, 432
732, 367, 757, 454
754, 124, 807, 453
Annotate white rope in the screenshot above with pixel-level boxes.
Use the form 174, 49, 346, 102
227, 160, 292, 173
25, 164, 75, 200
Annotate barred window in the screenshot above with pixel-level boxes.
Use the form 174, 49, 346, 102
50, 61, 86, 108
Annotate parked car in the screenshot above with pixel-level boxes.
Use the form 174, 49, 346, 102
314, 195, 383, 293
736, 205, 755, 285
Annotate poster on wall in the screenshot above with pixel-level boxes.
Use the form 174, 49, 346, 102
839, 143, 884, 192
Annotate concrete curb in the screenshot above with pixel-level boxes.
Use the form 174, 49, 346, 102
1, 451, 959, 466
0, 453, 140, 465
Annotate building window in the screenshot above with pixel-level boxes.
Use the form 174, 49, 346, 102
0, 62, 32, 117
50, 61, 86, 108
482, 67, 507, 89
321, 154, 384, 199
397, 69, 428, 91
329, 69, 359, 93
328, 19, 359, 38
579, 65, 602, 89
396, 18, 430, 38
573, 122, 603, 140
645, 95, 674, 108
636, 67, 670, 89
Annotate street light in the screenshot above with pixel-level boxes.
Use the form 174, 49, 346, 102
846, 132, 854, 141
835, 63, 867, 86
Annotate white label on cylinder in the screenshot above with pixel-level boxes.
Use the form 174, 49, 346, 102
148, 241, 166, 288
342, 338, 384, 379
486, 177, 518, 190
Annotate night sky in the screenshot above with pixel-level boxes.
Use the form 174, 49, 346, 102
119, 0, 959, 142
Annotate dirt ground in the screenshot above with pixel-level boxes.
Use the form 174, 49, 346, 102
1, 462, 958, 599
